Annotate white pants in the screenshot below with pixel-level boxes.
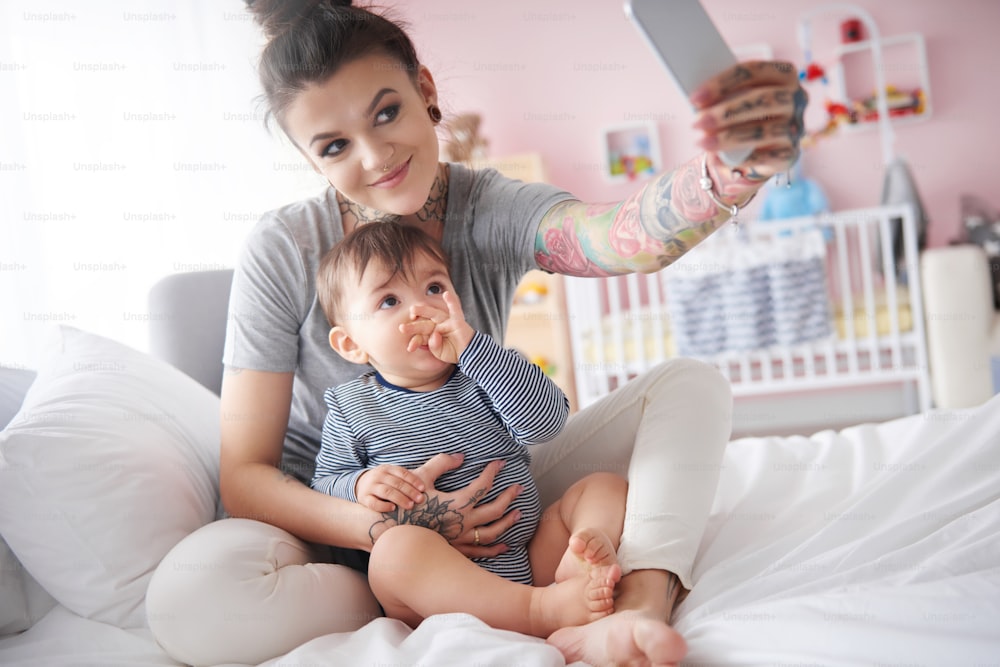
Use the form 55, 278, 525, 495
146, 358, 732, 666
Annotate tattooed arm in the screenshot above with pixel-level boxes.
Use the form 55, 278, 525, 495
535, 61, 807, 277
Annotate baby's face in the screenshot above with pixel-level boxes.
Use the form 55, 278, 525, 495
340, 251, 456, 382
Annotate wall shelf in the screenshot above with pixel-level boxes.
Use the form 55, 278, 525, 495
831, 32, 932, 131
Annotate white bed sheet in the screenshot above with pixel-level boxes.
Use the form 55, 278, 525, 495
2, 394, 998, 666
675, 396, 1000, 665
0, 605, 183, 667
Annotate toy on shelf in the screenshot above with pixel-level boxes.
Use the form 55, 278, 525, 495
799, 61, 828, 84
797, 64, 925, 144
803, 84, 926, 149
513, 280, 548, 305
852, 85, 926, 122
795, 6, 929, 165
833, 31, 931, 129
797, 59, 853, 149
802, 99, 852, 149
529, 355, 556, 377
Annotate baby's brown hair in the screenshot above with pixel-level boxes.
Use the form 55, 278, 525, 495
316, 222, 450, 326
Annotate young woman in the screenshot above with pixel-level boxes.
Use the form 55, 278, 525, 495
145, 2, 806, 666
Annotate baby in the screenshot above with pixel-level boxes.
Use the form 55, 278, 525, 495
311, 221, 627, 636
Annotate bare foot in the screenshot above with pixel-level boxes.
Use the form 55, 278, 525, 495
546, 610, 688, 667
554, 527, 619, 583
529, 562, 623, 636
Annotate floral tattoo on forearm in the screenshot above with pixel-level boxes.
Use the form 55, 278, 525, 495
534, 155, 733, 276
368, 488, 485, 545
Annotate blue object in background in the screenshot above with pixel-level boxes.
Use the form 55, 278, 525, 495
757, 160, 831, 239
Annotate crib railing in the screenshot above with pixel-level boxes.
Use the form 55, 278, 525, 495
564, 204, 931, 414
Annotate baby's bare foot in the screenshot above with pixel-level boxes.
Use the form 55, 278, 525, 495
554, 527, 618, 583
529, 562, 622, 637
583, 562, 622, 616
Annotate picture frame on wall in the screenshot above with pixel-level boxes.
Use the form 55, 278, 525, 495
602, 122, 661, 183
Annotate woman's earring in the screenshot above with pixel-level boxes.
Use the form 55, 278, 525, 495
427, 104, 443, 124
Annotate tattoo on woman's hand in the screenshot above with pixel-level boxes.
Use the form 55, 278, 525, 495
368, 492, 468, 545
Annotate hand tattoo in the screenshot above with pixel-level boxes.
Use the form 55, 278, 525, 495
368, 488, 482, 545
718, 64, 753, 97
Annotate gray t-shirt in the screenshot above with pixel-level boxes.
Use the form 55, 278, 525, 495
223, 163, 575, 483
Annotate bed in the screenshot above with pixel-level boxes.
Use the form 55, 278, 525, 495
566, 204, 935, 435
2, 257, 999, 666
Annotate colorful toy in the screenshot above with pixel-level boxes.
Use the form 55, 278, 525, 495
797, 52, 926, 150
797, 57, 852, 149
799, 61, 828, 84
853, 85, 925, 121
802, 100, 853, 149
529, 355, 556, 377
514, 280, 548, 305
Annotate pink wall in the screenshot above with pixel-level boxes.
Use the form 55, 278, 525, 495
399, 0, 1000, 247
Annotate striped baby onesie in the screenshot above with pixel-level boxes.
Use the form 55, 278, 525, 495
312, 331, 569, 584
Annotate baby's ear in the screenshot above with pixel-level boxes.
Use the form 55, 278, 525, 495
329, 326, 369, 365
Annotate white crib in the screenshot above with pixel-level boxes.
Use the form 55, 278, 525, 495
564, 204, 931, 433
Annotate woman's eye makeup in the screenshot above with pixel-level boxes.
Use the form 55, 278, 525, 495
321, 138, 348, 158
375, 104, 400, 124
317, 103, 400, 158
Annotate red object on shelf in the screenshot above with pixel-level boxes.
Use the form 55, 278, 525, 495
841, 18, 863, 43
801, 62, 827, 82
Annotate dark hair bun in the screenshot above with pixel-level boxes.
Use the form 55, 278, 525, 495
245, 0, 354, 39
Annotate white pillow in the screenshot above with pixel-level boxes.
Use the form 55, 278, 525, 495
0, 326, 220, 628
0, 534, 56, 637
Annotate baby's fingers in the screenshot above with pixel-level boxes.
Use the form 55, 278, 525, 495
427, 329, 445, 356
408, 303, 446, 324
364, 496, 399, 514
400, 318, 435, 337
359, 465, 426, 509
406, 333, 429, 353
442, 291, 466, 322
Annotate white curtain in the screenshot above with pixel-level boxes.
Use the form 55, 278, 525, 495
1, 1, 328, 368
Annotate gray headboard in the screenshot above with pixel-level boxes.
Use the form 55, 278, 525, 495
147, 269, 234, 396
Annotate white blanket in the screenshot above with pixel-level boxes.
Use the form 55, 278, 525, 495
3, 395, 998, 666
676, 405, 1000, 665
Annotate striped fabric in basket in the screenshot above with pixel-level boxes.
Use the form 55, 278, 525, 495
663, 227, 832, 357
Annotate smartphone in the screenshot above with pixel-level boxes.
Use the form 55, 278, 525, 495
625, 0, 753, 167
